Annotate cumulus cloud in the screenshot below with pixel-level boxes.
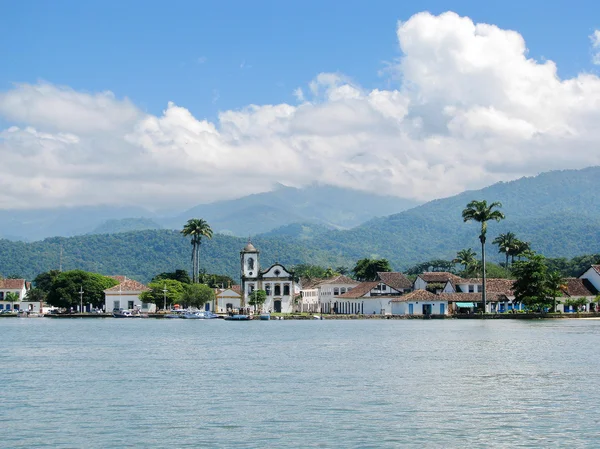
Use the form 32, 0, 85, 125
1, 11, 600, 210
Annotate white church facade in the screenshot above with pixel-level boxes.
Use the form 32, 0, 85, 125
240, 242, 297, 313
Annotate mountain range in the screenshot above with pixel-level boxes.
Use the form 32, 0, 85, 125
1, 166, 599, 283
0, 184, 419, 241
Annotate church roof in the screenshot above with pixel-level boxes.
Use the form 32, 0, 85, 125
242, 242, 258, 252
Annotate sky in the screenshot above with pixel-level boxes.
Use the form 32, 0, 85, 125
1, 0, 600, 211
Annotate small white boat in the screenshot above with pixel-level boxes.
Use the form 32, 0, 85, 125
113, 310, 134, 318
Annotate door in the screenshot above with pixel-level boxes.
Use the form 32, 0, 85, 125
274, 300, 282, 313
440, 304, 445, 315
408, 303, 414, 315
205, 303, 210, 311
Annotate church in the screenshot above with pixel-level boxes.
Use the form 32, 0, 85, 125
240, 242, 296, 313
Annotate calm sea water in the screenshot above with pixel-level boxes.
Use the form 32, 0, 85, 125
1, 318, 600, 448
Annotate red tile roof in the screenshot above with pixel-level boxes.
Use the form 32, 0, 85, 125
377, 272, 412, 290
337, 281, 379, 299
562, 278, 596, 297
390, 290, 438, 302
0, 279, 27, 290
456, 278, 515, 295
231, 285, 241, 294
104, 278, 150, 293
418, 272, 463, 284
439, 292, 508, 302
319, 275, 360, 286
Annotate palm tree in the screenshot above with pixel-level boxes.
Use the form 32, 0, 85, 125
5, 292, 19, 311
462, 200, 505, 313
453, 248, 477, 273
493, 232, 517, 268
181, 219, 213, 283
510, 239, 531, 263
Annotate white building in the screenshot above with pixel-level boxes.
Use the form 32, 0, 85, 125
334, 272, 413, 315
413, 272, 462, 293
390, 290, 449, 316
298, 275, 360, 313
104, 277, 155, 313
240, 242, 297, 313
213, 286, 242, 313
0, 278, 29, 311
558, 277, 598, 312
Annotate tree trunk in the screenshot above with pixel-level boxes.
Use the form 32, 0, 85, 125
505, 253, 509, 269
196, 243, 201, 284
481, 239, 487, 314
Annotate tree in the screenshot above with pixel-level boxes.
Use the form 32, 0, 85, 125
180, 283, 215, 309
564, 297, 587, 313
25, 288, 47, 303
335, 266, 350, 276
512, 253, 551, 312
140, 279, 186, 310
510, 239, 531, 263
151, 269, 191, 284
181, 218, 213, 283
34, 270, 61, 293
197, 270, 237, 288
462, 200, 505, 313
352, 258, 392, 281
5, 292, 19, 310
493, 232, 517, 268
293, 264, 328, 280
545, 271, 565, 312
46, 270, 118, 309
248, 289, 267, 312
453, 248, 477, 272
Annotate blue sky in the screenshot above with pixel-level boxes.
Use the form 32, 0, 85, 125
1, 1, 600, 210
2, 0, 599, 120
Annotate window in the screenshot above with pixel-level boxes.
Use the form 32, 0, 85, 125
265, 284, 271, 295
334, 288, 339, 295
247, 257, 254, 270
274, 269, 281, 276
283, 284, 290, 295
341, 288, 346, 294
113, 300, 120, 310
0, 304, 3, 310
142, 303, 148, 310
249, 284, 255, 293
128, 301, 135, 310
468, 285, 474, 293
0, 292, 3, 300
274, 284, 281, 296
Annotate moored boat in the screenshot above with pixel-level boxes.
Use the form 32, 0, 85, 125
224, 314, 251, 321
113, 309, 134, 318
259, 313, 270, 320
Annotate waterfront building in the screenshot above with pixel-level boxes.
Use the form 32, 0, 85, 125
240, 242, 297, 313
213, 285, 242, 313
298, 275, 360, 313
0, 278, 29, 311
390, 289, 450, 315
558, 277, 598, 312
413, 272, 462, 293
334, 272, 412, 315
104, 277, 155, 313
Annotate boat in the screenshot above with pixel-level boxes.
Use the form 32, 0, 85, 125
113, 310, 134, 318
18, 310, 43, 318
313, 315, 325, 320
182, 310, 219, 319
224, 314, 251, 321
259, 313, 270, 320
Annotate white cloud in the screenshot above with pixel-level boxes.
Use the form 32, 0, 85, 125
591, 30, 600, 65
2, 11, 600, 210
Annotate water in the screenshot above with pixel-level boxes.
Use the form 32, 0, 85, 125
1, 318, 600, 448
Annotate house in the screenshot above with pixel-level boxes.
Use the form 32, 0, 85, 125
390, 290, 449, 316
454, 278, 517, 313
104, 277, 155, 313
240, 242, 297, 313
579, 265, 600, 292
334, 272, 412, 315
558, 277, 598, 312
0, 278, 29, 311
298, 275, 360, 313
413, 272, 462, 293
213, 285, 242, 313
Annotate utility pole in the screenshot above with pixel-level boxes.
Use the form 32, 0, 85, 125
162, 284, 168, 311
79, 285, 84, 314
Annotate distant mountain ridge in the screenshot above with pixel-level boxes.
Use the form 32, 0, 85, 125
1, 166, 599, 282
0, 184, 420, 241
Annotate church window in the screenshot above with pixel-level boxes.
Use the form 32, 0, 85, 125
283, 284, 290, 295
247, 257, 254, 270
341, 288, 346, 293
274, 284, 281, 296
274, 269, 281, 276
249, 284, 255, 293
265, 284, 271, 295
334, 288, 339, 295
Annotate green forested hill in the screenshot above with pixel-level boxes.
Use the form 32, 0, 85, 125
1, 167, 599, 283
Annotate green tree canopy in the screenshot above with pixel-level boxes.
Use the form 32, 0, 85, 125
197, 270, 237, 288
5, 292, 19, 307
46, 270, 119, 308
25, 288, 47, 303
248, 289, 267, 311
140, 279, 186, 309
34, 270, 61, 293
545, 271, 565, 312
179, 283, 215, 309
181, 218, 213, 283
512, 253, 552, 311
352, 258, 392, 281
151, 269, 191, 284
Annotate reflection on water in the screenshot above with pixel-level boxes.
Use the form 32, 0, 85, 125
1, 318, 600, 448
